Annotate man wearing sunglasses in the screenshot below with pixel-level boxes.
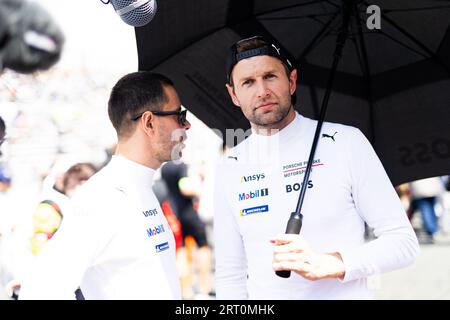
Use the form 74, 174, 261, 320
20, 72, 190, 299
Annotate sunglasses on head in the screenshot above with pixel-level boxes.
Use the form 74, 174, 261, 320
131, 108, 188, 126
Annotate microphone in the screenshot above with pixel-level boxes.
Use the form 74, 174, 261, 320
107, 0, 157, 27
0, 0, 64, 74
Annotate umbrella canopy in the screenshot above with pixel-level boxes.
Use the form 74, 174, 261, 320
135, 0, 450, 186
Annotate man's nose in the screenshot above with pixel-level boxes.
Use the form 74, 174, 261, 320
256, 80, 270, 98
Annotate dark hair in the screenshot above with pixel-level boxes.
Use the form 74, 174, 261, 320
108, 71, 174, 138
63, 163, 97, 193
227, 36, 296, 105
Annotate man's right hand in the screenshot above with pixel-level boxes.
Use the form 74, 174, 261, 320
271, 234, 346, 281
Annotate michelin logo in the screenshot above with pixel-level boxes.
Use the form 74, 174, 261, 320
239, 188, 269, 201
155, 241, 169, 253
240, 205, 269, 216
241, 173, 265, 183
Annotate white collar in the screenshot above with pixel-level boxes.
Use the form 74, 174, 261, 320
109, 155, 155, 189
250, 111, 305, 144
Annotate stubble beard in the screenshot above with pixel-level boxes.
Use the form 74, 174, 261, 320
248, 99, 292, 128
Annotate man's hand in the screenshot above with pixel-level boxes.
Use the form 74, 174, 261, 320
271, 234, 345, 281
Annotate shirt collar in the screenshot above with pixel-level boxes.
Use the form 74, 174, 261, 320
250, 111, 304, 144
109, 155, 155, 189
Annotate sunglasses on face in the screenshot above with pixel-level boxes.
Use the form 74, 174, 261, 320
131, 108, 188, 126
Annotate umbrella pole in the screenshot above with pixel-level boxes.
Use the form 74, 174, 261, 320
276, 0, 355, 278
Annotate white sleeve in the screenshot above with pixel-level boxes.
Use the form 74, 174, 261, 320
19, 199, 114, 300
339, 128, 420, 282
213, 164, 248, 299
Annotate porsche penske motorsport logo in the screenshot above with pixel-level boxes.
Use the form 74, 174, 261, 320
282, 159, 323, 178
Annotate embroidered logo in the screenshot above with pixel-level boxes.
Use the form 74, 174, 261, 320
322, 131, 337, 141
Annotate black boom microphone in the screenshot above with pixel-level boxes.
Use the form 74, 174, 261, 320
0, 0, 64, 74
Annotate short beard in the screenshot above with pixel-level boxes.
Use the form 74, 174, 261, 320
248, 103, 292, 127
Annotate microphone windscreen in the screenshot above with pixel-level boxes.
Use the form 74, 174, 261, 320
110, 0, 157, 27
0, 1, 64, 73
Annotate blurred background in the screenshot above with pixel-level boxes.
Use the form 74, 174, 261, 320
0, 0, 449, 300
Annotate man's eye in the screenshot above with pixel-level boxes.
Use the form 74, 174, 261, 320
242, 79, 253, 86
265, 74, 276, 79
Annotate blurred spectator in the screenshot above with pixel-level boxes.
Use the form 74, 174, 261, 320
31, 162, 97, 255
3, 162, 97, 299
161, 161, 213, 299
410, 177, 446, 243
152, 178, 192, 297
0, 164, 11, 192
396, 183, 413, 220
152, 179, 183, 250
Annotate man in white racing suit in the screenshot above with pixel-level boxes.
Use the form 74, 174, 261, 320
19, 72, 190, 299
214, 35, 419, 299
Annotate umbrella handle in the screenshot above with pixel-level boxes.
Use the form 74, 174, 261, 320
275, 213, 303, 278
276, 0, 354, 279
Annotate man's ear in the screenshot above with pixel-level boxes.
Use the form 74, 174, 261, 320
226, 83, 241, 108
289, 69, 298, 96
141, 111, 155, 136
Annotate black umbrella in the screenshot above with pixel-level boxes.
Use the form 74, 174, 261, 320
135, 0, 450, 187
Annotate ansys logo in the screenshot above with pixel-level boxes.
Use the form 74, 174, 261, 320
238, 188, 269, 201
240, 173, 265, 183
143, 208, 158, 217
240, 205, 269, 217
